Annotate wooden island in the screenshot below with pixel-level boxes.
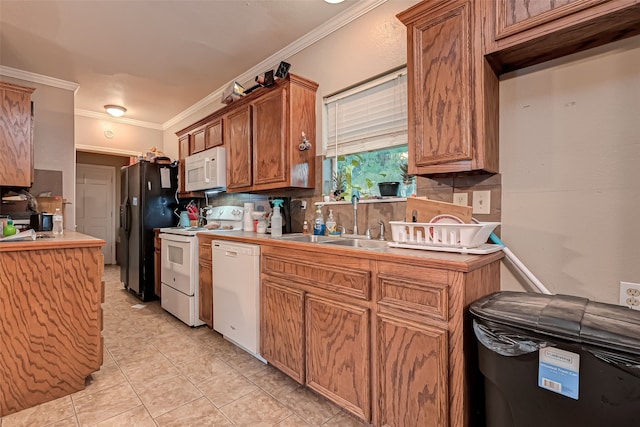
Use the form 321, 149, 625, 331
0, 231, 105, 416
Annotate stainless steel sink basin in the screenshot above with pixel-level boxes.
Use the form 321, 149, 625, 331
321, 239, 389, 250
279, 234, 333, 243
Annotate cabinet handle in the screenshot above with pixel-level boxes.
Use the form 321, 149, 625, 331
298, 131, 312, 151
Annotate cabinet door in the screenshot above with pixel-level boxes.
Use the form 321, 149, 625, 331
252, 87, 287, 189
495, 0, 606, 40
306, 294, 370, 422
190, 127, 206, 154
261, 279, 305, 383
224, 105, 252, 191
198, 240, 213, 328
205, 119, 223, 149
400, 0, 498, 174
377, 314, 448, 427
177, 134, 190, 193
412, 2, 472, 168
0, 83, 34, 187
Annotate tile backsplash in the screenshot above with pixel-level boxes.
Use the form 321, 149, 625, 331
197, 164, 501, 240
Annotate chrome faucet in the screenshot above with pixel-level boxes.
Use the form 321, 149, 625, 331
351, 190, 360, 235
378, 219, 386, 241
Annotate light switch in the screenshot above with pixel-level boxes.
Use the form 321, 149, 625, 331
472, 191, 491, 214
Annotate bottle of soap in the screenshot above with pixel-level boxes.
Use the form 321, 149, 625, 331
271, 199, 283, 237
3, 218, 17, 237
326, 209, 337, 235
313, 207, 325, 236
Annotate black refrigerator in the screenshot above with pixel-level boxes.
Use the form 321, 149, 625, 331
119, 161, 178, 301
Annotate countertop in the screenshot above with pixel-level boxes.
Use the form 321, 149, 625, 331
0, 231, 105, 252
197, 230, 504, 273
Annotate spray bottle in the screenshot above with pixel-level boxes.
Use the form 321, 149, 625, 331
271, 199, 283, 237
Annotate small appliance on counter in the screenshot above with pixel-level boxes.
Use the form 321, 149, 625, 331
30, 212, 53, 231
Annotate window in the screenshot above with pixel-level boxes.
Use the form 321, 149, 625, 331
323, 67, 411, 199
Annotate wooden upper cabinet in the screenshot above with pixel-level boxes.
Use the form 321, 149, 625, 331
252, 87, 286, 188
484, 0, 640, 73
224, 105, 253, 191
398, 0, 499, 175
176, 73, 318, 193
205, 119, 223, 149
190, 127, 206, 154
0, 82, 35, 187
494, 0, 604, 40
227, 74, 318, 192
177, 134, 190, 193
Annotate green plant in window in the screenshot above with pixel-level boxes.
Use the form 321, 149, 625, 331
400, 162, 414, 184
332, 170, 347, 200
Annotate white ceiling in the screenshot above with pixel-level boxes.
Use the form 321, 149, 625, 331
0, 0, 369, 128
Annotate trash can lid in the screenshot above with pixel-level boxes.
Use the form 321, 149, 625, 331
470, 291, 640, 355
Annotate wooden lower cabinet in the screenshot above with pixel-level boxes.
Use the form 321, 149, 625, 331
377, 314, 448, 427
198, 237, 213, 328
256, 242, 501, 427
306, 294, 370, 421
260, 279, 305, 383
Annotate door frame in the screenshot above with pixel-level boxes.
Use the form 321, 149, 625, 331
76, 163, 116, 264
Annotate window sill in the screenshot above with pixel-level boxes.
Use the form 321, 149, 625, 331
314, 197, 407, 206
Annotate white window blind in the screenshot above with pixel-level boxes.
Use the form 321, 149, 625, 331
324, 68, 407, 158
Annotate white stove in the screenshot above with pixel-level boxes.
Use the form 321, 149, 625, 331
159, 205, 244, 237
159, 205, 243, 326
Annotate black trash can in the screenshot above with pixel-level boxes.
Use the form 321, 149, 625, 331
469, 291, 640, 427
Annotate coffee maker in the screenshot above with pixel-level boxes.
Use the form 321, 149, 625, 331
268, 197, 292, 235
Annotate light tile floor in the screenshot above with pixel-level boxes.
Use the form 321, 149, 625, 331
0, 265, 368, 427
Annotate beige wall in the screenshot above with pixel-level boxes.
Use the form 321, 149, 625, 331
162, 0, 420, 161
499, 35, 640, 304
75, 115, 164, 157
1, 75, 76, 228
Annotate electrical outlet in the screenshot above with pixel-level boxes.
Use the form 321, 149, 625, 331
472, 191, 491, 214
453, 193, 468, 206
620, 281, 640, 310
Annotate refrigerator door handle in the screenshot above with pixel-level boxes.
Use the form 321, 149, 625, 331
125, 199, 132, 238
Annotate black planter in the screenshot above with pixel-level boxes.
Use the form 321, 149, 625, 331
378, 182, 399, 197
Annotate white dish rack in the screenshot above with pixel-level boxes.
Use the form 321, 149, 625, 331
387, 221, 503, 254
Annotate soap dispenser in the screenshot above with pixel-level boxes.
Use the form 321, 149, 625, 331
326, 208, 337, 235
271, 199, 283, 237
313, 206, 325, 236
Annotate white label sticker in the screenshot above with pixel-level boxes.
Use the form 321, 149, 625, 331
539, 347, 580, 400
160, 168, 171, 188
132, 197, 138, 206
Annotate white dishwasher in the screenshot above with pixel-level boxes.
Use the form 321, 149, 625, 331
212, 240, 264, 362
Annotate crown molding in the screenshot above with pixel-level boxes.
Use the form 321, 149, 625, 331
75, 108, 163, 130
162, 0, 388, 130
0, 65, 80, 93
75, 144, 142, 157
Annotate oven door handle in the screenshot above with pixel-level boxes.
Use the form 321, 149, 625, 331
159, 234, 194, 244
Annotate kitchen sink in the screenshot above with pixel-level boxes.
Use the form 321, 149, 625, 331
279, 234, 334, 243
320, 239, 389, 250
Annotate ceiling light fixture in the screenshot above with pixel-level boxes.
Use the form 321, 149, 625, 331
324, 0, 344, 3
104, 105, 127, 117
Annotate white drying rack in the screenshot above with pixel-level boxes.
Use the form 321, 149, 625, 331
387, 221, 503, 254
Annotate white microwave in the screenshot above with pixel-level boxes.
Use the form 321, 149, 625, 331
184, 146, 226, 192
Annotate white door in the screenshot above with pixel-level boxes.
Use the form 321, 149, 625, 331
76, 164, 116, 264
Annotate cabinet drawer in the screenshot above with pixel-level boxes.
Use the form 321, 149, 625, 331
376, 261, 449, 322
262, 250, 371, 301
